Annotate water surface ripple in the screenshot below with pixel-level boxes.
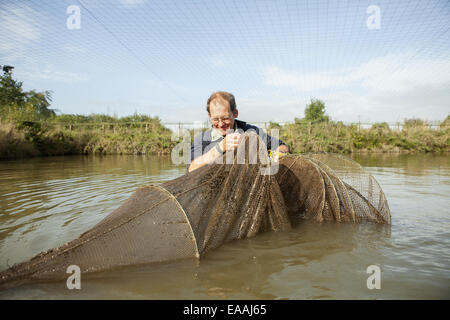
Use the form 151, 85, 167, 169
0, 154, 448, 299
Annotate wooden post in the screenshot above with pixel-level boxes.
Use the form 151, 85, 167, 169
290, 125, 294, 151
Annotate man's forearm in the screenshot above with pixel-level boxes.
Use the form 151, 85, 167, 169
188, 145, 222, 172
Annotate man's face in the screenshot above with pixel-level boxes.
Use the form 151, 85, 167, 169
209, 99, 238, 136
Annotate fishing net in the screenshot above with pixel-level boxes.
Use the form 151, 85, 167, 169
276, 153, 390, 224
305, 153, 391, 224
0, 132, 390, 289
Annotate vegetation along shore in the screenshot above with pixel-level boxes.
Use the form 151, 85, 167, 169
1, 66, 448, 159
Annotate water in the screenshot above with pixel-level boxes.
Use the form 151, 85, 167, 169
0, 154, 449, 299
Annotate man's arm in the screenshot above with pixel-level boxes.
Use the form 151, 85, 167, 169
188, 133, 242, 173
188, 143, 223, 172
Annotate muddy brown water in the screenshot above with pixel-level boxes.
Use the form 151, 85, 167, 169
0, 154, 448, 299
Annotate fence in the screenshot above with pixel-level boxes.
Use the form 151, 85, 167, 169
47, 120, 444, 133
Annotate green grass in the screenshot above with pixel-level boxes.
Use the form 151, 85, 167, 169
0, 117, 448, 160
0, 119, 176, 159
273, 119, 449, 154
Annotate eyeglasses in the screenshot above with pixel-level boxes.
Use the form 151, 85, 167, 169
210, 117, 233, 124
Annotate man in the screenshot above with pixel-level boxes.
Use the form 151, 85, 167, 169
188, 91, 289, 172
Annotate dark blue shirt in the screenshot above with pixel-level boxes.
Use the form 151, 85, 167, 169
190, 119, 286, 162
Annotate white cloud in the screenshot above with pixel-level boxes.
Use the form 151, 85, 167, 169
0, 3, 43, 61
161, 95, 303, 124
323, 87, 450, 124
263, 52, 450, 94
260, 52, 450, 122
0, 5, 87, 85
263, 66, 353, 91
15, 64, 89, 85
36, 67, 88, 84
0, 4, 41, 42
350, 53, 450, 93
237, 97, 302, 123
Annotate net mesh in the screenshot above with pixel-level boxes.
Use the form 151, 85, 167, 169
304, 153, 391, 224
0, 133, 390, 289
0, 185, 199, 288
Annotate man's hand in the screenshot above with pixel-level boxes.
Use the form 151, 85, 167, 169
276, 144, 289, 154
220, 132, 242, 152
188, 132, 242, 172
269, 144, 289, 162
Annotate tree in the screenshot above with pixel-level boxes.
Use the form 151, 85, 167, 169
0, 65, 25, 110
0, 65, 55, 120
304, 99, 329, 122
26, 90, 55, 118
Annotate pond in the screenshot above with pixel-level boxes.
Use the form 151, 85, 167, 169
0, 154, 449, 299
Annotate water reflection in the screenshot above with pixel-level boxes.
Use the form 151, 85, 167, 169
0, 155, 186, 270
0, 220, 394, 300
352, 153, 450, 176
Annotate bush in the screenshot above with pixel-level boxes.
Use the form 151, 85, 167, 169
403, 118, 427, 128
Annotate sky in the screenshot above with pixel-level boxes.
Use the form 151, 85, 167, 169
1, 0, 449, 124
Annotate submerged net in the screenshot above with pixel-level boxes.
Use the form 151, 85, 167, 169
0, 132, 390, 289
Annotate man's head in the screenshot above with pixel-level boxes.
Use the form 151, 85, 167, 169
206, 91, 239, 136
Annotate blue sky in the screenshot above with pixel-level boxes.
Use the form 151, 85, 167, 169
1, 0, 449, 124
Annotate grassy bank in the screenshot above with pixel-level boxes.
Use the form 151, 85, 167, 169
0, 117, 449, 159
0, 118, 175, 159
275, 118, 450, 154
